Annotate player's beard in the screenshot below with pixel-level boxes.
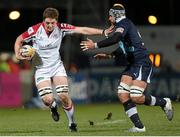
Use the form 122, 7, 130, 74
109, 20, 115, 26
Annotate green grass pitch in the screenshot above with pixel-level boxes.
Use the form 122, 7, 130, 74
0, 102, 180, 136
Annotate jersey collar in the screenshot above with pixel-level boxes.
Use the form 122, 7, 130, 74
116, 16, 126, 23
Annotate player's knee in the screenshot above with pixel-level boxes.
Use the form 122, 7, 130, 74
56, 85, 70, 104
131, 96, 145, 104
117, 82, 130, 103
130, 86, 144, 103
117, 82, 130, 94
43, 97, 54, 106
38, 87, 53, 106
59, 93, 68, 100
59, 94, 71, 107
56, 85, 69, 94
118, 93, 130, 103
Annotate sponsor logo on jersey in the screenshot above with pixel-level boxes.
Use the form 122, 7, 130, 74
115, 27, 124, 33
28, 27, 34, 35
37, 77, 44, 83
60, 23, 75, 30
53, 34, 58, 39
133, 73, 137, 77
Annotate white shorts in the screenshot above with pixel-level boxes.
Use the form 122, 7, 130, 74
35, 61, 67, 85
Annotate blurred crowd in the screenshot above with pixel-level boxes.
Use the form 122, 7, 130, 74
0, 52, 82, 109
0, 52, 46, 108
0, 52, 31, 73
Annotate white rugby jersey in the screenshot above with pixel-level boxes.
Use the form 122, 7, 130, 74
21, 22, 75, 68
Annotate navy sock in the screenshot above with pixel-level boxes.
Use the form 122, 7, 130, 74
123, 99, 144, 128
144, 95, 166, 107
155, 97, 166, 107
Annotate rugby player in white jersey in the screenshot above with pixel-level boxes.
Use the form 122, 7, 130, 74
14, 7, 111, 132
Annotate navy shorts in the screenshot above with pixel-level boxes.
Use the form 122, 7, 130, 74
122, 61, 153, 83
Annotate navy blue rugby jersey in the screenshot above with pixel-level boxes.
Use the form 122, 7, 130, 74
113, 18, 151, 66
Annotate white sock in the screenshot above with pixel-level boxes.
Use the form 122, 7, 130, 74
150, 96, 156, 106
50, 100, 57, 108
63, 104, 74, 126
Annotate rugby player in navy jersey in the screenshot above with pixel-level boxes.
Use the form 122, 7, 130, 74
81, 4, 173, 132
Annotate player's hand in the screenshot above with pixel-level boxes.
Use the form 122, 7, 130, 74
80, 38, 95, 51
16, 52, 32, 60
104, 25, 114, 37
94, 53, 112, 59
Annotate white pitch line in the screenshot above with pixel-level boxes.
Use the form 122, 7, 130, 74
96, 119, 125, 126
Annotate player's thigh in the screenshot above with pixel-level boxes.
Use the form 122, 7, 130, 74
117, 75, 132, 102
121, 75, 133, 85
123, 63, 153, 84
52, 76, 71, 101
132, 79, 147, 89
52, 76, 68, 86
131, 64, 151, 89
36, 80, 54, 104
36, 80, 52, 89
129, 80, 147, 103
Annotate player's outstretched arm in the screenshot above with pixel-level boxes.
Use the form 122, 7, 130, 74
80, 32, 122, 51
80, 38, 96, 51
74, 26, 113, 36
14, 35, 31, 60
74, 27, 103, 35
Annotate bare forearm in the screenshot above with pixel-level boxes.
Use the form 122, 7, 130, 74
14, 35, 24, 59
74, 27, 103, 35
82, 27, 103, 35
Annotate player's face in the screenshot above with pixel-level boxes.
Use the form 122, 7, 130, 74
44, 18, 57, 32
109, 15, 115, 24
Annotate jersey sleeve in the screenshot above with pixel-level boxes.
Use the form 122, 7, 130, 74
58, 23, 76, 37
21, 23, 41, 42
115, 20, 129, 37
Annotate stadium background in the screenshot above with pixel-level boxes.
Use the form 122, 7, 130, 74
0, 0, 180, 135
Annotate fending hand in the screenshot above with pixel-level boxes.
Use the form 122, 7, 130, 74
80, 38, 95, 51
104, 25, 114, 37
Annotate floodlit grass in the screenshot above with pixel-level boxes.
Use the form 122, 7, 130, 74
0, 102, 180, 136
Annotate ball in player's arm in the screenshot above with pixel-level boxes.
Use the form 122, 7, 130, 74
14, 7, 112, 132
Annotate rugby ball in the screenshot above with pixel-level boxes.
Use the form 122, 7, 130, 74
20, 44, 35, 57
